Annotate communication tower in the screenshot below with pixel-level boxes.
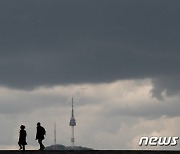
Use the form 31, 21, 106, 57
54, 121, 57, 149
69, 97, 76, 147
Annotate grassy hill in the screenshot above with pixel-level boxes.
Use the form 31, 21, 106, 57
45, 144, 93, 150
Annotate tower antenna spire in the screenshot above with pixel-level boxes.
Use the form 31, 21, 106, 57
72, 97, 74, 117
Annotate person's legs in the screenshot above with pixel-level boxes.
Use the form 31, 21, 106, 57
38, 139, 45, 150
18, 142, 22, 150
22, 145, 25, 151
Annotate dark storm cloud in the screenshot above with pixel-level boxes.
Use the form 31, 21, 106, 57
151, 76, 180, 100
0, 0, 180, 95
104, 97, 180, 120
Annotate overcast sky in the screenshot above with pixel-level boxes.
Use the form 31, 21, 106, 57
0, 0, 180, 150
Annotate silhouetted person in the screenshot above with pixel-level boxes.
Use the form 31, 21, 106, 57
18, 125, 27, 151
36, 122, 46, 150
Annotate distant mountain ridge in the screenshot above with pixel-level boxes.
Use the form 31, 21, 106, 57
45, 144, 93, 150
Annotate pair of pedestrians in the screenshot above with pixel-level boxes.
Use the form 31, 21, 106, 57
18, 122, 46, 151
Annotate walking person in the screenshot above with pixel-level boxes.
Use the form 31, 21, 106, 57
18, 125, 27, 151
36, 122, 46, 150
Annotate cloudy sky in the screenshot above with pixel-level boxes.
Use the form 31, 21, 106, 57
0, 0, 180, 150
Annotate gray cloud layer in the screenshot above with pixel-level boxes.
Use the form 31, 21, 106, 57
0, 0, 180, 97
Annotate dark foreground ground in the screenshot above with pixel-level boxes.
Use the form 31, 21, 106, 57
0, 150, 180, 154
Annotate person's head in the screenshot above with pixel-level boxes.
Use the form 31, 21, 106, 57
20, 125, 25, 130
37, 122, 41, 126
